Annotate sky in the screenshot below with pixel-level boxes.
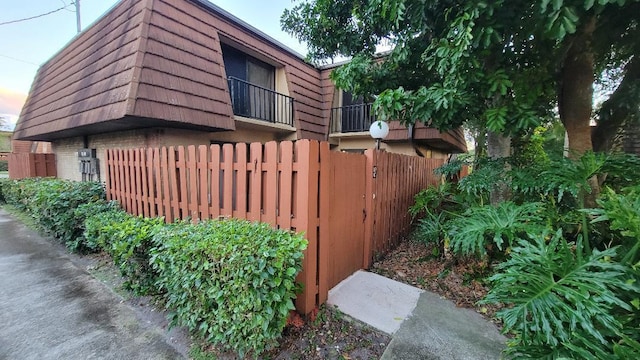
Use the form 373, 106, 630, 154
0, 0, 307, 129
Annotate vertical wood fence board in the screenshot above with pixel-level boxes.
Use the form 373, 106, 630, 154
248, 143, 263, 222
278, 142, 293, 230
161, 147, 177, 222
293, 140, 320, 314
176, 147, 188, 221
317, 142, 332, 304
221, 144, 233, 217
106, 150, 114, 200
197, 145, 210, 220
234, 143, 248, 219
116, 150, 125, 205
140, 150, 149, 217
144, 149, 153, 217
209, 145, 221, 218
263, 142, 278, 227
135, 150, 144, 216
124, 150, 133, 213
363, 150, 375, 268
129, 149, 137, 215
186, 146, 198, 221
152, 148, 162, 218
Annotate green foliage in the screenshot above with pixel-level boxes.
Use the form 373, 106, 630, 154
82, 205, 130, 252
1, 178, 105, 249
2, 178, 310, 357
587, 185, 640, 265
408, 182, 455, 219
458, 158, 507, 204
415, 212, 448, 249
448, 202, 545, 256
0, 178, 10, 202
482, 230, 635, 359
109, 216, 166, 295
511, 127, 550, 168
151, 219, 307, 357
0, 160, 8, 172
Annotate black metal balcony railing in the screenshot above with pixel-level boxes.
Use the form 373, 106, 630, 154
227, 77, 294, 127
330, 103, 377, 133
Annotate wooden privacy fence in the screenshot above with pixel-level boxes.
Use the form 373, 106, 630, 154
364, 150, 444, 266
105, 140, 444, 314
8, 153, 57, 179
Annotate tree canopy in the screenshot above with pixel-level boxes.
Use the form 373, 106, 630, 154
282, 0, 640, 155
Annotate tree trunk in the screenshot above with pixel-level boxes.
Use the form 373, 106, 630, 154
487, 130, 511, 205
558, 16, 597, 159
592, 56, 640, 153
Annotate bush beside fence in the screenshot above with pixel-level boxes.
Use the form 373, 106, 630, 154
0, 178, 306, 357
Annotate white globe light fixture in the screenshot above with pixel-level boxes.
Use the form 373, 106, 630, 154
369, 120, 389, 150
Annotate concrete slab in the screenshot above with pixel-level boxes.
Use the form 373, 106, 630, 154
381, 291, 507, 360
327, 270, 424, 334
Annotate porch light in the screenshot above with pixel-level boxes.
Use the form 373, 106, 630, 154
369, 120, 389, 150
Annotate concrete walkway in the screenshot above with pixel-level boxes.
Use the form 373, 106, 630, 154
0, 209, 185, 360
328, 270, 506, 360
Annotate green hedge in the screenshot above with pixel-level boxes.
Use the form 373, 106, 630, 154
0, 160, 8, 172
2, 178, 308, 356
151, 219, 307, 356
1, 178, 105, 250
85, 209, 165, 295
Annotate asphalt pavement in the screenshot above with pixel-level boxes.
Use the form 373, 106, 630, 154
0, 208, 185, 360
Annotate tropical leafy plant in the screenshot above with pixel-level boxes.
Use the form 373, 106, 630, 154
447, 201, 545, 257
482, 230, 635, 359
587, 185, 640, 266
409, 182, 456, 219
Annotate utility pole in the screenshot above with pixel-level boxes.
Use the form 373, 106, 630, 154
75, 0, 81, 33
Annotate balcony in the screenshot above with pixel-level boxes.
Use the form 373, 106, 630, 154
330, 103, 376, 133
330, 102, 467, 152
227, 77, 295, 127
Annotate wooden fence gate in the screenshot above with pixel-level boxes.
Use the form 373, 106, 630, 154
322, 150, 367, 290
105, 140, 444, 313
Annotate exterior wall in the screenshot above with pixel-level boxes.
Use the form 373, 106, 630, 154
153, 0, 327, 140
330, 134, 451, 158
53, 127, 284, 181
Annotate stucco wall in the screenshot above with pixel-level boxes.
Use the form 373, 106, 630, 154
330, 135, 451, 158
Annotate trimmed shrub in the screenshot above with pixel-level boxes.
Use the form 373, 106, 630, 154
0, 178, 10, 202
2, 178, 105, 250
0, 160, 8, 172
85, 209, 164, 295
83, 204, 130, 252
70, 200, 123, 253
151, 219, 307, 357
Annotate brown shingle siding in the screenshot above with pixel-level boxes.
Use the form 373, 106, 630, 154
32, 3, 144, 98
15, 0, 462, 152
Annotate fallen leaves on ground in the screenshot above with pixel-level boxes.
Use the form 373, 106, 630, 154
371, 240, 503, 323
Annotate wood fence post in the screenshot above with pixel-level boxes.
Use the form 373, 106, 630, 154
317, 142, 331, 305
294, 140, 320, 314
363, 149, 376, 268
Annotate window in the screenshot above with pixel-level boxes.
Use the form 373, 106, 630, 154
222, 44, 278, 122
